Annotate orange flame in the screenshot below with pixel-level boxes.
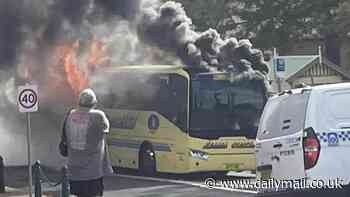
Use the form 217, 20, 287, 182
87, 39, 111, 72
59, 39, 110, 98
17, 37, 111, 106
62, 40, 89, 97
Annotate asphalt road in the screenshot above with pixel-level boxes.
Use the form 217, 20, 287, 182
5, 167, 348, 197
103, 175, 254, 197
3, 167, 255, 197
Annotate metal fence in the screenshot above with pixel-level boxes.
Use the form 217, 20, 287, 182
33, 160, 69, 197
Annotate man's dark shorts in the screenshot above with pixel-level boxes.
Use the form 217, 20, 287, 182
69, 177, 104, 196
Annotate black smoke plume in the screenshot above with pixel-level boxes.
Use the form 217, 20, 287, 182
1, 0, 270, 74
0, 1, 22, 68
139, 1, 270, 74
0, 0, 270, 166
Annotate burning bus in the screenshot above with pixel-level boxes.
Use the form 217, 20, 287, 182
91, 60, 269, 175
87, 15, 272, 173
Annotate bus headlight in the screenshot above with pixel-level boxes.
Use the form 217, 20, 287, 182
190, 149, 209, 160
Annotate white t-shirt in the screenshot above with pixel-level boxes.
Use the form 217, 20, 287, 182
65, 107, 113, 180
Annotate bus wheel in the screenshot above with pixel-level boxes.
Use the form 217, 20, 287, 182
139, 145, 156, 176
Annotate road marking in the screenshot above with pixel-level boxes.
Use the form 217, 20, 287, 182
226, 170, 256, 178
108, 185, 182, 193
115, 174, 258, 194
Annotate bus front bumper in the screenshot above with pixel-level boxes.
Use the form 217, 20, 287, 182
187, 152, 256, 173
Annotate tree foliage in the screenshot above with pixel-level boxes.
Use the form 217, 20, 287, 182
335, 1, 350, 37
170, 0, 348, 51
170, 0, 239, 35
236, 0, 345, 50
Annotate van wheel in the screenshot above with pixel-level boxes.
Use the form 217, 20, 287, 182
139, 145, 156, 176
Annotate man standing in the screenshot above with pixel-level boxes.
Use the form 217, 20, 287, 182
59, 88, 113, 197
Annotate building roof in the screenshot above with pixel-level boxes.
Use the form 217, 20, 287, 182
268, 54, 350, 84
286, 58, 350, 83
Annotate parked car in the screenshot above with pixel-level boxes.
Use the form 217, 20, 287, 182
255, 83, 350, 193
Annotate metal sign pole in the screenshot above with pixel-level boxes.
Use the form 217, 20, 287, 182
18, 84, 38, 197
26, 112, 33, 197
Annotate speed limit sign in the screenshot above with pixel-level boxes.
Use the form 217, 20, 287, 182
17, 85, 39, 113
17, 84, 39, 197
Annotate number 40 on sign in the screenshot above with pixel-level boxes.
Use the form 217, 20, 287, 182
17, 85, 39, 113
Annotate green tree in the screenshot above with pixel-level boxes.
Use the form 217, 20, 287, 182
171, 0, 241, 35
169, 0, 347, 52
236, 0, 345, 51
335, 1, 350, 37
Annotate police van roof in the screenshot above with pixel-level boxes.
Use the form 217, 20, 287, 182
311, 82, 350, 91
273, 82, 350, 98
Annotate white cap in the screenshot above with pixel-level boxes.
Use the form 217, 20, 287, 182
79, 88, 97, 107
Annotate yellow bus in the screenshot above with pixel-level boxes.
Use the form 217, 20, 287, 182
92, 65, 268, 175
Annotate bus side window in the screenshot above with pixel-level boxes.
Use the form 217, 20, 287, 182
105, 73, 188, 133
156, 78, 171, 116
170, 74, 188, 132
153, 74, 188, 132
113, 74, 161, 111
102, 90, 116, 108
109, 75, 142, 110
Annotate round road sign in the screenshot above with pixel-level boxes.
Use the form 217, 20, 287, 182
18, 88, 38, 110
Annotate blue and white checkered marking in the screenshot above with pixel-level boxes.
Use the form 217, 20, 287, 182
327, 132, 339, 146
316, 131, 350, 145
338, 131, 350, 142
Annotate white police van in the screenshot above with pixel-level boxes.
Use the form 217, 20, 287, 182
256, 83, 350, 189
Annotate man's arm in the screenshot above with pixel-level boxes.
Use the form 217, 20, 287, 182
59, 109, 73, 157
100, 111, 110, 134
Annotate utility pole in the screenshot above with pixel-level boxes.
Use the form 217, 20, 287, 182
310, 45, 323, 86
318, 45, 323, 65
273, 48, 282, 92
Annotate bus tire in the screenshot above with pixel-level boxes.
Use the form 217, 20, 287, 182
139, 143, 156, 176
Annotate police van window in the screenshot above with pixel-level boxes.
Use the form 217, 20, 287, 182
279, 93, 309, 136
258, 93, 309, 140
320, 90, 350, 130
257, 96, 283, 140
328, 91, 350, 120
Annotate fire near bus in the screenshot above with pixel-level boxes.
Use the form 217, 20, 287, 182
92, 58, 270, 175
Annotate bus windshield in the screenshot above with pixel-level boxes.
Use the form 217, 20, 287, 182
190, 78, 267, 139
